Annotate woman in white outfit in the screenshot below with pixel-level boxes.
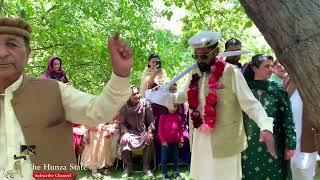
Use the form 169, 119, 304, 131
290, 89, 317, 180
282, 71, 318, 180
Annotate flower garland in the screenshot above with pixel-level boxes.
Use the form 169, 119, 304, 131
187, 60, 225, 129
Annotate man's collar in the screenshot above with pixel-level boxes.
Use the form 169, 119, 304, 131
4, 75, 23, 94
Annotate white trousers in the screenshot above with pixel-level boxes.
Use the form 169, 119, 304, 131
290, 152, 317, 180
190, 129, 241, 180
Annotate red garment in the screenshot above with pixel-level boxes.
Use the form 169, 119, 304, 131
72, 124, 84, 162
158, 113, 183, 144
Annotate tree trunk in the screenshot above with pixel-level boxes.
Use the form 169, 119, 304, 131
240, 0, 320, 152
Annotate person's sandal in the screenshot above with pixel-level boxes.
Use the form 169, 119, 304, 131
102, 168, 109, 175
174, 173, 182, 180
145, 170, 154, 178
91, 171, 102, 178
162, 174, 170, 180
121, 169, 131, 178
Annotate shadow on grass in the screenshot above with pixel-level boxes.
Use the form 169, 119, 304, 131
77, 166, 190, 180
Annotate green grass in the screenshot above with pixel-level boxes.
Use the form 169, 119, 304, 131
315, 164, 320, 180
77, 163, 320, 180
77, 166, 190, 180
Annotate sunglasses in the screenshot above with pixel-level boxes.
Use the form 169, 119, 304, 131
192, 48, 216, 60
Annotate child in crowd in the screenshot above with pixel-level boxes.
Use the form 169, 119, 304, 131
158, 104, 184, 180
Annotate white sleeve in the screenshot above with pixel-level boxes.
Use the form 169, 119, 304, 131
59, 73, 131, 126
172, 72, 193, 104
232, 68, 273, 132
290, 90, 303, 140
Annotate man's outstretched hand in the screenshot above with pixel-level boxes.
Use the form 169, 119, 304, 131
108, 32, 132, 77
259, 130, 278, 159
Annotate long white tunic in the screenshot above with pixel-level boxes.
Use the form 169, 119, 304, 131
174, 65, 273, 180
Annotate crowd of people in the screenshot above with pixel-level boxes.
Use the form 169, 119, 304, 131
0, 16, 318, 180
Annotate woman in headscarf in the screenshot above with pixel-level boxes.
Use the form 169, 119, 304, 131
139, 53, 169, 127
118, 85, 155, 178
42, 56, 69, 83
42, 56, 81, 163
139, 53, 169, 97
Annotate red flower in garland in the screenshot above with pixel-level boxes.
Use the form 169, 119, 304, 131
187, 74, 200, 110
213, 60, 225, 77
187, 60, 225, 130
206, 93, 218, 105
187, 89, 198, 110
204, 103, 216, 116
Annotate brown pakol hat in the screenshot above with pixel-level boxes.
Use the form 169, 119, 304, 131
0, 16, 32, 40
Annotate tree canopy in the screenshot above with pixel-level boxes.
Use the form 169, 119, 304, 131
1, 0, 272, 94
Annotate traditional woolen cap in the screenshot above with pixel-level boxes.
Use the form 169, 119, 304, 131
188, 31, 221, 49
0, 17, 32, 40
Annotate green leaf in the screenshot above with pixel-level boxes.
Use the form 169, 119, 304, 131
2, 0, 272, 94
244, 20, 253, 28
167, 11, 173, 20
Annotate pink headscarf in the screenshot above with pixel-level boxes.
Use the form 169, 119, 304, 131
42, 56, 69, 83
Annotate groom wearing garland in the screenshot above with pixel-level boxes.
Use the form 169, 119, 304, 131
171, 31, 277, 180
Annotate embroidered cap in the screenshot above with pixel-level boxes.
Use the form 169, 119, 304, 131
0, 17, 32, 40
188, 31, 221, 49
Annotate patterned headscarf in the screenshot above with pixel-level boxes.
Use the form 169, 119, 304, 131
42, 56, 69, 83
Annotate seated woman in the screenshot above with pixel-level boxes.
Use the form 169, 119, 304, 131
42, 55, 69, 83
72, 124, 85, 164
242, 54, 296, 180
80, 114, 120, 178
81, 125, 106, 178
118, 85, 155, 178
103, 114, 121, 172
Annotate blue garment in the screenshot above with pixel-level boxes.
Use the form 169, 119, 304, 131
161, 143, 179, 176
154, 104, 191, 165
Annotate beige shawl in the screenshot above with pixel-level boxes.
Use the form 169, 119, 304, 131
139, 67, 169, 97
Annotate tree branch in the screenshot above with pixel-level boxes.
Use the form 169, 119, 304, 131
29, 62, 94, 68
32, 43, 69, 51
194, 1, 210, 30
